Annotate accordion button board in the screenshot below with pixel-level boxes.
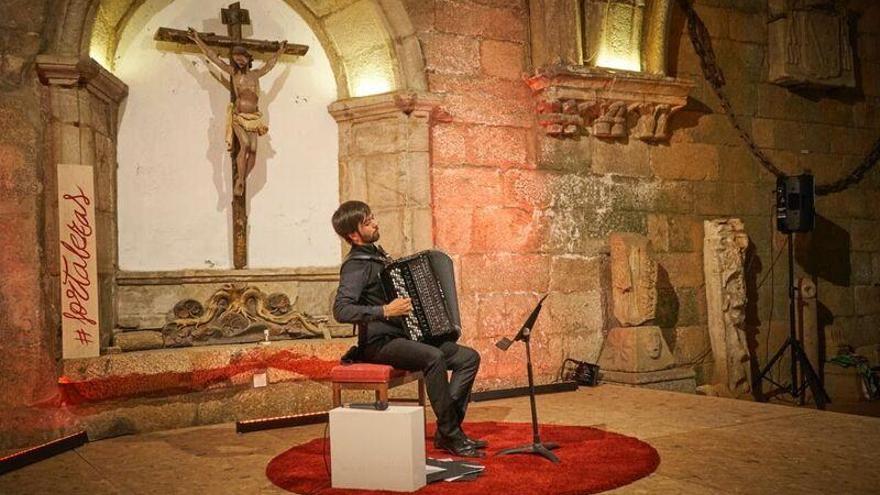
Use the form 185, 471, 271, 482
381, 251, 459, 343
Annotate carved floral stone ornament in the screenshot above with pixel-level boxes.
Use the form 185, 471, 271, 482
702, 219, 752, 398
162, 284, 329, 347
526, 65, 693, 141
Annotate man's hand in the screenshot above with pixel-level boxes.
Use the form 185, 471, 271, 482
383, 298, 412, 318
278, 40, 288, 53
187, 27, 200, 43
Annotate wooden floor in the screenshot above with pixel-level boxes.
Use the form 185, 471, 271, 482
1, 385, 879, 494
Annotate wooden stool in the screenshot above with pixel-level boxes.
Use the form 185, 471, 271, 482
330, 363, 426, 410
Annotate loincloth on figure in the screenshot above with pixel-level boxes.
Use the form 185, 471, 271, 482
225, 103, 269, 151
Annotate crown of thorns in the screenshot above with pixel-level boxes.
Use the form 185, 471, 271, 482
231, 46, 253, 59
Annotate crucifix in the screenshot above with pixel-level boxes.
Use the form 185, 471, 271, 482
155, 2, 309, 269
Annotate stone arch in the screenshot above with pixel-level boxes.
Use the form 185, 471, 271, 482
55, 0, 427, 98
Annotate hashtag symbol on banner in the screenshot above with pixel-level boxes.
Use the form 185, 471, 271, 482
75, 328, 94, 345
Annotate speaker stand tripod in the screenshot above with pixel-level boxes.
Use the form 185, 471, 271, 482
753, 232, 829, 409
495, 295, 559, 463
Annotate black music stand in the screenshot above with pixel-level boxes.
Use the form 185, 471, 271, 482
495, 294, 559, 463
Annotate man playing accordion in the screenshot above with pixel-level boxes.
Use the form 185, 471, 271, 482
332, 200, 486, 458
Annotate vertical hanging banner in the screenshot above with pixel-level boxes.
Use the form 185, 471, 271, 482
57, 164, 100, 359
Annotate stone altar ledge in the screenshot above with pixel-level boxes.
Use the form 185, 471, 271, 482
60, 338, 357, 403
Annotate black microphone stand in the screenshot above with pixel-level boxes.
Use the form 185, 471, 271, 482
495, 294, 559, 463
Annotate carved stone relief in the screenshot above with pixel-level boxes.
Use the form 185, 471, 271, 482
702, 219, 752, 398
162, 284, 329, 347
610, 233, 658, 327
631, 103, 676, 141
598, 231, 696, 392
598, 325, 675, 373
768, 0, 855, 88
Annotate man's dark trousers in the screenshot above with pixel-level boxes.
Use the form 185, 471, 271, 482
360, 337, 480, 439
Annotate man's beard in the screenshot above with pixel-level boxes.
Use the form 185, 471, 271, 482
365, 230, 380, 243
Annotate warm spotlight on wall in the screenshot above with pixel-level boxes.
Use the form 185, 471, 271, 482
88, 6, 115, 71
351, 73, 393, 98
593, 0, 644, 72
89, 47, 112, 70
595, 54, 641, 72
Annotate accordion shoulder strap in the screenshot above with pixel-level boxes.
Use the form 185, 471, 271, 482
341, 253, 387, 268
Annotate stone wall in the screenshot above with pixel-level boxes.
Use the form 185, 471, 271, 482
0, 0, 57, 411
413, 0, 880, 388
667, 0, 880, 384
413, 0, 610, 386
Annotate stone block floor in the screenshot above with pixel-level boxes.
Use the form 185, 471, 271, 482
1, 385, 878, 494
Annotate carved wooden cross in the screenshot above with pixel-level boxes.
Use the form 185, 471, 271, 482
155, 2, 309, 269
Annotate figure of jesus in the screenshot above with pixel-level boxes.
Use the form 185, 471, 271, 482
187, 28, 287, 196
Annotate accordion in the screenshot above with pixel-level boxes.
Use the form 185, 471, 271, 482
381, 250, 462, 343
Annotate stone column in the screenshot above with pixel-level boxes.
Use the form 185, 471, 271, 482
36, 56, 128, 351
329, 91, 441, 258
797, 277, 820, 385
597, 233, 696, 392
701, 218, 751, 398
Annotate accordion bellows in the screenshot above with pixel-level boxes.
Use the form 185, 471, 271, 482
380, 250, 461, 343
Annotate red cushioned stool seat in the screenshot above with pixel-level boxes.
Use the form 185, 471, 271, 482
330, 363, 407, 383
330, 363, 426, 411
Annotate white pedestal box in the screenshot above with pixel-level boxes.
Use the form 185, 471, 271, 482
329, 405, 426, 492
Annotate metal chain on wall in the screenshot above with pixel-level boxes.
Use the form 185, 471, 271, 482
676, 0, 880, 196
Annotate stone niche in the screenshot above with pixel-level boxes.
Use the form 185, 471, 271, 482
112, 91, 441, 353
527, 0, 693, 141
529, 0, 674, 74
33, 87, 439, 356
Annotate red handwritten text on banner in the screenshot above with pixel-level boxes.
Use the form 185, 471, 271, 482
58, 164, 99, 359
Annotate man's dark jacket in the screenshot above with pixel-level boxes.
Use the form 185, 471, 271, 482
333, 243, 406, 347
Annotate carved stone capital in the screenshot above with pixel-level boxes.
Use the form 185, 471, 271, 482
527, 65, 692, 141
35, 55, 128, 104
328, 91, 444, 123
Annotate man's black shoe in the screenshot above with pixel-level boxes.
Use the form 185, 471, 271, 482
433, 434, 485, 458
464, 436, 488, 449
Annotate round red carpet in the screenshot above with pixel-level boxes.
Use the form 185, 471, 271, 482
266, 421, 659, 494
